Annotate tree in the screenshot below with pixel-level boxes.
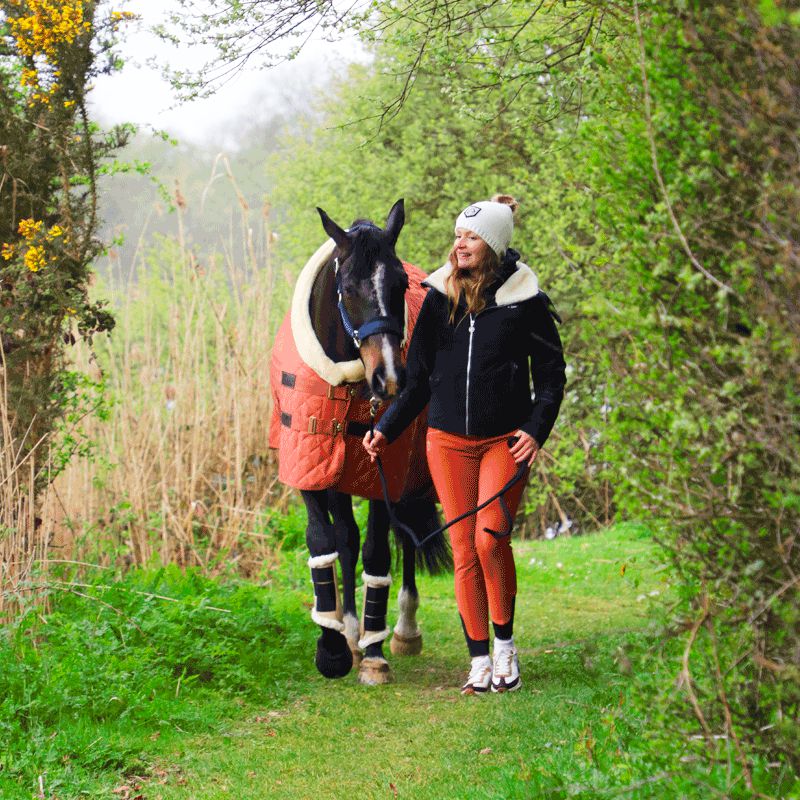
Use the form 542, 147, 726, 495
0, 1, 131, 456
1, 2, 134, 606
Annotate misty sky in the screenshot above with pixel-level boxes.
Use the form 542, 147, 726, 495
89, 0, 360, 148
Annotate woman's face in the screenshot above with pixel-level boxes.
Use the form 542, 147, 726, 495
453, 228, 490, 271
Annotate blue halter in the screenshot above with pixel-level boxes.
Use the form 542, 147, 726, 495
334, 257, 403, 349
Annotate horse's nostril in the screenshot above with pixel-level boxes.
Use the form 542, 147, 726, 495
371, 363, 406, 400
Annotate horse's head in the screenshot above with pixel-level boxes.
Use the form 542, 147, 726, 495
316, 199, 409, 401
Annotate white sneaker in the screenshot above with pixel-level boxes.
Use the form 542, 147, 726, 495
491, 646, 521, 693
461, 659, 492, 695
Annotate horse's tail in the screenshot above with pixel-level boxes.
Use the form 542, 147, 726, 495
391, 490, 452, 575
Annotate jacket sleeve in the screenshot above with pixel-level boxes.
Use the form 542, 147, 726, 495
520, 292, 566, 447
375, 290, 438, 443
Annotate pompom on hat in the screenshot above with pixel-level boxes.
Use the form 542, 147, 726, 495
454, 194, 518, 256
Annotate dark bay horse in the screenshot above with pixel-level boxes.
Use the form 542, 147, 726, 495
273, 199, 449, 684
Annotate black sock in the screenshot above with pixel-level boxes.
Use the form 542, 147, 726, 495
460, 614, 489, 657
491, 596, 516, 641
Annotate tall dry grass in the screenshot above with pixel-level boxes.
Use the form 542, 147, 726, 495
69, 160, 298, 572
1, 158, 301, 610
0, 365, 47, 617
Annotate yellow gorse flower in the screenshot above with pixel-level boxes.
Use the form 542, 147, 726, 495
7, 0, 92, 60
20, 67, 38, 88
10, 220, 65, 271
24, 245, 47, 272
18, 218, 43, 240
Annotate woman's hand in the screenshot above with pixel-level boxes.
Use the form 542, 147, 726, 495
509, 430, 539, 466
362, 429, 388, 462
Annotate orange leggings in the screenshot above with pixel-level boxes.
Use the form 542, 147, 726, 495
426, 428, 529, 651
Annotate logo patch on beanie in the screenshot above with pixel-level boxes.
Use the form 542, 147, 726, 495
463, 205, 481, 218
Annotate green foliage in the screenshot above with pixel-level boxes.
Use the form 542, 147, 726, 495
49, 369, 111, 476
266, 3, 624, 531
581, 1, 800, 779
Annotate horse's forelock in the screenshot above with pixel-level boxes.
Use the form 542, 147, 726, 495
345, 224, 403, 282
348, 218, 378, 232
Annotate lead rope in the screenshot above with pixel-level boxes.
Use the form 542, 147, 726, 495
369, 399, 529, 550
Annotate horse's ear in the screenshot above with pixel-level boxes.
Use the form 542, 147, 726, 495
384, 198, 405, 247
317, 207, 350, 251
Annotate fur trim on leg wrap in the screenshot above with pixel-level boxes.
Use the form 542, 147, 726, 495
309, 552, 343, 632
312, 610, 345, 632
359, 572, 392, 649
308, 551, 339, 569
361, 572, 392, 588
358, 628, 392, 649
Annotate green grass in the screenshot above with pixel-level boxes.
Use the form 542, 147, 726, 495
143, 523, 661, 800
0, 563, 313, 799
2, 523, 791, 799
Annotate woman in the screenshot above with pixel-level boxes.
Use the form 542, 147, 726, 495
363, 195, 566, 694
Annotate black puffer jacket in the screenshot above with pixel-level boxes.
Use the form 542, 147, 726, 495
376, 249, 566, 445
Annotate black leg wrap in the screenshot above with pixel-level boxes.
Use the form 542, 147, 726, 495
363, 585, 390, 633
311, 566, 338, 613
315, 627, 353, 679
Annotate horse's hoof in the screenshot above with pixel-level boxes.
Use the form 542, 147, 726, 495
358, 656, 393, 685
390, 630, 423, 656
315, 632, 353, 679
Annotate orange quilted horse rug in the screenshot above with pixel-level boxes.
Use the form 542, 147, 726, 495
269, 237, 431, 501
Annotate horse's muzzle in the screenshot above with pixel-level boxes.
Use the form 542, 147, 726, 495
370, 363, 406, 400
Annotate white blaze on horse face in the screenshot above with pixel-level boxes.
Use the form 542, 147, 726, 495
381, 335, 398, 386
372, 262, 389, 317
373, 262, 399, 387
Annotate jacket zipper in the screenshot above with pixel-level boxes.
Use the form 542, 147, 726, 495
465, 313, 475, 434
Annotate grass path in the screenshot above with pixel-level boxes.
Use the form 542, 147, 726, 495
143, 525, 664, 799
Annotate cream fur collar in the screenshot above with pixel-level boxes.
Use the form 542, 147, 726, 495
290, 239, 410, 386
423, 261, 540, 306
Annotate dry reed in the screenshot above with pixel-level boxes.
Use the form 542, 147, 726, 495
0, 371, 48, 616
1, 157, 298, 608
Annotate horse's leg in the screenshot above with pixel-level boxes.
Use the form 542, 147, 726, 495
358, 499, 393, 685
301, 489, 352, 679
390, 533, 423, 656
329, 490, 362, 666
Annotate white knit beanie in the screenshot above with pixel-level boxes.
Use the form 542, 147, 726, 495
454, 200, 514, 256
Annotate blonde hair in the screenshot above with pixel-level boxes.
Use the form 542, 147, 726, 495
446, 194, 518, 323
445, 241, 500, 323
